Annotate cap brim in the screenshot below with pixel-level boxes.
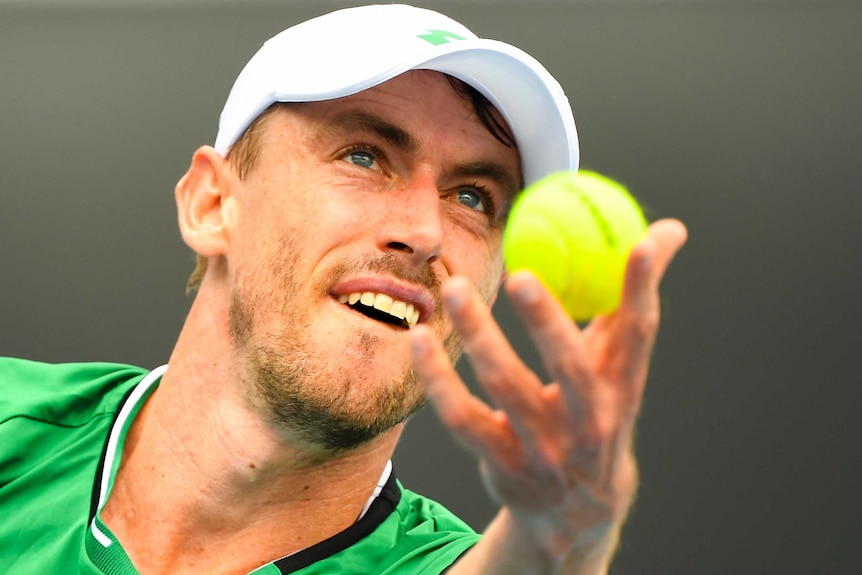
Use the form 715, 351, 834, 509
214, 7, 577, 187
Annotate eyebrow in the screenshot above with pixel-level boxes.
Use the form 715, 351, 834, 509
326, 110, 419, 155
323, 108, 522, 203
452, 162, 522, 210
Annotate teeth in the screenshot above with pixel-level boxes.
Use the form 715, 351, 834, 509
373, 293, 394, 313
390, 300, 407, 320
407, 305, 420, 329
339, 291, 421, 328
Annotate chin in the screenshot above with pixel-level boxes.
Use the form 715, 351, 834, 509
250, 342, 426, 452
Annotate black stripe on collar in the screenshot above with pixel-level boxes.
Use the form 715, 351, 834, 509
274, 469, 401, 573
89, 385, 402, 574
88, 385, 138, 522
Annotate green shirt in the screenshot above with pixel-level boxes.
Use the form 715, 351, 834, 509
0, 358, 480, 574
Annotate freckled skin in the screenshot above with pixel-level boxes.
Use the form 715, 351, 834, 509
225, 70, 521, 450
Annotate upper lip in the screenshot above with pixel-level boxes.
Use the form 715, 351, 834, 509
330, 275, 436, 325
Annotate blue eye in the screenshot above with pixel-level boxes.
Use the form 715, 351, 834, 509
344, 149, 378, 170
456, 189, 487, 213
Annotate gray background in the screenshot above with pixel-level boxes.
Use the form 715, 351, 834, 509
2, 0, 860, 573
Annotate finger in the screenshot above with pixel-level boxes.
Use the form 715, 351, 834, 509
647, 218, 689, 286
504, 271, 599, 428
409, 324, 511, 459
441, 276, 551, 436
586, 218, 687, 332
442, 278, 565, 453
506, 272, 628, 480
611, 218, 688, 397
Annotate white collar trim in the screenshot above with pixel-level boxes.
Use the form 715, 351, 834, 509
90, 364, 393, 547
90, 364, 168, 547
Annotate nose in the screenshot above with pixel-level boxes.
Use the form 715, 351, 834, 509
377, 177, 443, 266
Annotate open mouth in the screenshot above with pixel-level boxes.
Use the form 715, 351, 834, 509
338, 292, 420, 329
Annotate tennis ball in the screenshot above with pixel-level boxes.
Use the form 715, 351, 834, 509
503, 170, 648, 321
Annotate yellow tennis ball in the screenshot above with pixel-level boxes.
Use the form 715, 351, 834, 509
503, 170, 648, 321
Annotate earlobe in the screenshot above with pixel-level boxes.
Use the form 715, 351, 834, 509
175, 146, 235, 257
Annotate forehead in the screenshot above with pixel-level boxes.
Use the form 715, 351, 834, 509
290, 71, 521, 182
310, 72, 498, 131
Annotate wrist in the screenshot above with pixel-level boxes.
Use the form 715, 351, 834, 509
501, 508, 621, 575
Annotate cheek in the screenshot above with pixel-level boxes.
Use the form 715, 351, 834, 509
444, 227, 505, 303
477, 251, 505, 304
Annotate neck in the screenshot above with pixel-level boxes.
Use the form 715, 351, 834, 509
101, 284, 402, 575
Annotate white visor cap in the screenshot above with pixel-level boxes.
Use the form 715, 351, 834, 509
214, 4, 579, 187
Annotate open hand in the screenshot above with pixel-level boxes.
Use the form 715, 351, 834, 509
409, 218, 687, 568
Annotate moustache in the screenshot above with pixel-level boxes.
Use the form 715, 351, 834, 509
326, 252, 442, 307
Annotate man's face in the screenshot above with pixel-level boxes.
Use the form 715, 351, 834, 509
226, 70, 522, 451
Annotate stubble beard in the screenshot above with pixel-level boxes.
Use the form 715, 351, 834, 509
228, 243, 462, 454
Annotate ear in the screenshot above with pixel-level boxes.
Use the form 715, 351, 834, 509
175, 146, 236, 258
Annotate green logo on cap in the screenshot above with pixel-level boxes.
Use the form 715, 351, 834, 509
418, 29, 466, 46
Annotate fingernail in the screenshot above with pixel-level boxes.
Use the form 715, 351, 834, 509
444, 286, 468, 311
514, 277, 540, 305
409, 329, 428, 355
634, 243, 654, 271
639, 251, 654, 271
410, 335, 426, 356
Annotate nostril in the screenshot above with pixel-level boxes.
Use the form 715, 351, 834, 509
387, 241, 414, 253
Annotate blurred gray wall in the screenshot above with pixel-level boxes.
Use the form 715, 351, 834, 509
2, 1, 860, 573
